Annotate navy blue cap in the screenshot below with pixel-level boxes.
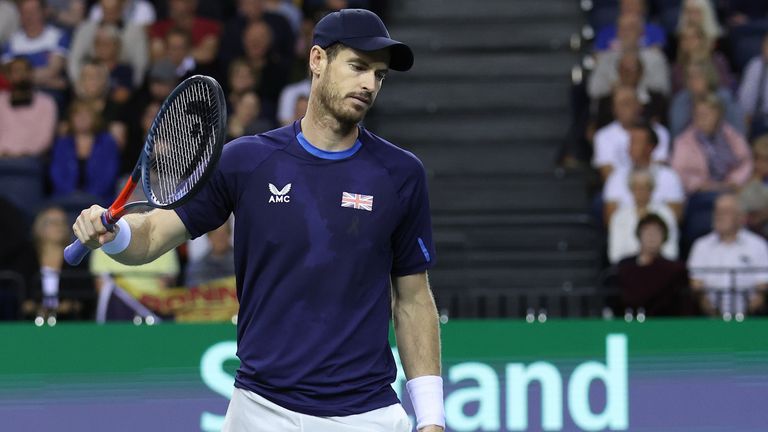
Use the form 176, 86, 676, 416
313, 9, 414, 72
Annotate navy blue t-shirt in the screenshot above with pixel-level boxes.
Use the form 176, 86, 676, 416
175, 121, 436, 416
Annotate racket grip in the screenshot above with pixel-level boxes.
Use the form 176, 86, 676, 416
64, 212, 116, 265
64, 240, 91, 265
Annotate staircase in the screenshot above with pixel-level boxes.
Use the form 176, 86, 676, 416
370, 0, 603, 318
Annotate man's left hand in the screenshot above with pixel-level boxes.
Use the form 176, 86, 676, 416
419, 426, 444, 432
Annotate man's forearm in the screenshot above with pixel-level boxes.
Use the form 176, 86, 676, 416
109, 211, 187, 265
393, 286, 441, 378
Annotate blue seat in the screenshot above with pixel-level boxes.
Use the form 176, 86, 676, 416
0, 157, 44, 220
589, 0, 620, 31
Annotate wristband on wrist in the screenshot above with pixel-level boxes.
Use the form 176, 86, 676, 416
101, 218, 132, 255
406, 375, 445, 429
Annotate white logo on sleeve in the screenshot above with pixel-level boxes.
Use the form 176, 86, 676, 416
268, 183, 291, 203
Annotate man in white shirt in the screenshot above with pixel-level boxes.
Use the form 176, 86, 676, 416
688, 194, 768, 316
593, 85, 671, 181
603, 121, 684, 222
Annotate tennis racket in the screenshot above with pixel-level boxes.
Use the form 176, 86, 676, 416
64, 74, 227, 265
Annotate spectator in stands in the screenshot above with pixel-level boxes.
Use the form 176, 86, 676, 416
73, 60, 128, 148
617, 213, 690, 316
241, 20, 291, 112
0, 57, 57, 157
68, 0, 149, 88
162, 28, 201, 79
185, 222, 235, 286
1, 0, 70, 98
593, 49, 669, 127
670, 60, 744, 138
91, 25, 135, 104
87, 0, 156, 27
603, 122, 684, 221
219, 0, 295, 67
594, 0, 666, 52
48, 0, 86, 31
677, 0, 723, 42
588, 18, 671, 101
719, 0, 768, 28
609, 169, 679, 263
592, 85, 671, 181
740, 135, 768, 236
671, 24, 735, 94
0, 0, 20, 45
227, 58, 257, 109
49, 100, 120, 205
227, 91, 273, 139
672, 94, 752, 195
737, 34, 768, 140
688, 193, 768, 315
289, 17, 315, 82
278, 78, 311, 126
149, 0, 220, 66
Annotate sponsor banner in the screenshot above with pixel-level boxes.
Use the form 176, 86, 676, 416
0, 320, 766, 431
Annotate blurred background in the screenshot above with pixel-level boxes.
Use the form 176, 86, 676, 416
0, 0, 767, 431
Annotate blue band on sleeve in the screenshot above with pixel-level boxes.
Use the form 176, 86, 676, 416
417, 237, 431, 262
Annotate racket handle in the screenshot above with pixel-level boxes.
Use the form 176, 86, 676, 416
64, 212, 116, 266
64, 240, 91, 265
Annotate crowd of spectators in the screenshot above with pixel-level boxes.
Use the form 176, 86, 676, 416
0, 0, 383, 320
571, 0, 768, 317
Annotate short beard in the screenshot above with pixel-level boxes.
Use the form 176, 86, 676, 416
316, 75, 367, 135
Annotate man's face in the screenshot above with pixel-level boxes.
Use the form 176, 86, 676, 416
78, 64, 107, 98
19, 0, 44, 32
243, 23, 272, 60
7, 60, 32, 87
101, 0, 124, 23
315, 46, 389, 125
170, 0, 196, 18
94, 31, 120, 62
629, 128, 653, 166
693, 102, 720, 135
613, 88, 640, 126
714, 196, 743, 237
617, 14, 642, 48
167, 33, 190, 66
638, 222, 664, 254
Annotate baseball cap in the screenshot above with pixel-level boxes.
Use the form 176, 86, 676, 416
313, 9, 414, 72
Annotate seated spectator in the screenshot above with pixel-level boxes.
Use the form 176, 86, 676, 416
609, 169, 679, 263
91, 25, 135, 104
48, 0, 86, 31
671, 24, 735, 93
68, 0, 149, 88
227, 58, 256, 109
1, 0, 70, 99
740, 135, 768, 236
123, 100, 159, 174
594, 0, 667, 52
617, 213, 690, 316
73, 60, 128, 148
0, 0, 20, 45
604, 122, 684, 221
673, 94, 752, 243
49, 100, 120, 205
670, 60, 745, 138
227, 91, 274, 139
720, 0, 768, 28
277, 78, 310, 126
0, 57, 57, 157
162, 28, 201, 79
593, 49, 669, 127
219, 0, 296, 67
88, 0, 156, 27
241, 20, 292, 112
149, 0, 220, 66
589, 22, 671, 102
677, 0, 723, 42
185, 222, 235, 286
31, 205, 95, 320
592, 85, 671, 181
737, 33, 768, 140
289, 17, 314, 82
688, 193, 768, 315
672, 94, 752, 195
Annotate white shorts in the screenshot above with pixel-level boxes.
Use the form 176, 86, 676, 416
221, 388, 412, 432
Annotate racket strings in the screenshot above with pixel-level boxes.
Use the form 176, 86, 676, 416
147, 80, 221, 206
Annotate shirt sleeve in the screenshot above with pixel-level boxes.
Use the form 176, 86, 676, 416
687, 239, 707, 282
174, 143, 239, 239
592, 129, 615, 168
390, 158, 436, 277
602, 171, 624, 203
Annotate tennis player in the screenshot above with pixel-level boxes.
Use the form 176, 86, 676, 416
73, 8, 443, 432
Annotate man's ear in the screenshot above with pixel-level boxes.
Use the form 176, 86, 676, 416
308, 45, 326, 78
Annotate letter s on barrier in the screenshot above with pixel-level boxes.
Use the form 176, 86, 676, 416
200, 341, 237, 432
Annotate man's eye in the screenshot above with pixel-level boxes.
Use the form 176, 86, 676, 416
350, 64, 365, 71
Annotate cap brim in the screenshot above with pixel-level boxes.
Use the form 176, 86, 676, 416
340, 36, 414, 72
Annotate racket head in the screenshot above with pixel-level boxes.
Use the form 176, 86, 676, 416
140, 74, 227, 209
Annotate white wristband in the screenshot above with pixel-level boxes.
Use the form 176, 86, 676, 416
101, 218, 132, 255
406, 375, 445, 429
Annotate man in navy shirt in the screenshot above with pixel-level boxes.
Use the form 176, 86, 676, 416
73, 9, 444, 432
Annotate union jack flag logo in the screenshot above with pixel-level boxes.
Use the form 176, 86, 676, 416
341, 192, 374, 211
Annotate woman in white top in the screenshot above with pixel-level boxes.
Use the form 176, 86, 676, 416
609, 168, 679, 263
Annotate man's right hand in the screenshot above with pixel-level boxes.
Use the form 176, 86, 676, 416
72, 205, 117, 250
